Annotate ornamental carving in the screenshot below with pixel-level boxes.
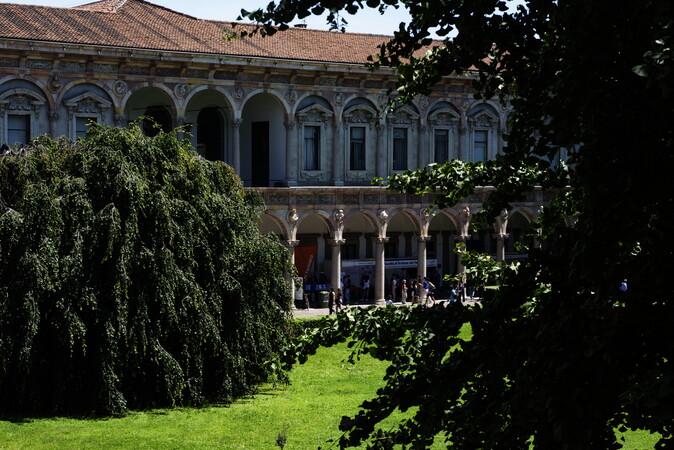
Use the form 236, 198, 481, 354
174, 83, 189, 98
334, 92, 344, 105
6, 94, 35, 111
389, 110, 413, 124
345, 109, 372, 124
471, 113, 495, 128
419, 96, 429, 110
112, 80, 128, 97
297, 108, 326, 123
333, 209, 344, 228
234, 87, 245, 100
431, 112, 459, 126
285, 89, 298, 104
287, 208, 299, 225
378, 209, 389, 222
73, 98, 99, 114
49, 74, 62, 92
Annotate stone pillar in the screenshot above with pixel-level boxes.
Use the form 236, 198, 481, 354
359, 233, 367, 260
284, 240, 300, 306
493, 233, 509, 262
397, 232, 406, 257
48, 111, 59, 137
459, 115, 468, 161
435, 232, 443, 276
417, 123, 428, 168
416, 235, 431, 280
454, 234, 470, 273
332, 116, 344, 186
376, 122, 386, 179
328, 238, 346, 293
317, 234, 326, 273
175, 116, 186, 141
114, 114, 125, 128
373, 237, 388, 306
284, 117, 298, 186
232, 118, 242, 176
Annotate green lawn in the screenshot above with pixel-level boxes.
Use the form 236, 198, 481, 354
0, 323, 660, 449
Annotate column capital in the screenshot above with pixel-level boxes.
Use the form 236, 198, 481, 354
232, 118, 243, 128
453, 233, 471, 242
284, 120, 296, 130
373, 236, 389, 244
416, 235, 432, 243
328, 238, 346, 247
492, 233, 509, 241
283, 240, 300, 248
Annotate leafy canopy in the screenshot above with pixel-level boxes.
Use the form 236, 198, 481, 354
0, 124, 294, 416
242, 0, 674, 448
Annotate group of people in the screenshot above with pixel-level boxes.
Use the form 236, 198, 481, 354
386, 275, 439, 307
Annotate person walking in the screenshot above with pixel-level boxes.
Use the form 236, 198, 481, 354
328, 288, 336, 315
336, 288, 343, 312
343, 274, 351, 305
401, 279, 408, 304
391, 274, 398, 303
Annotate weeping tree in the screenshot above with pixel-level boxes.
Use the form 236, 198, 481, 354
241, 0, 674, 448
0, 123, 294, 416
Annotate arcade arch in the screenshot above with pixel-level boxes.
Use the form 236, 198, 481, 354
124, 86, 175, 136
184, 89, 232, 163
241, 92, 286, 187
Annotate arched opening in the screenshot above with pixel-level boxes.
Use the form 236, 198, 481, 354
340, 212, 377, 302
506, 211, 534, 261
296, 213, 331, 305
428, 212, 459, 282
124, 86, 175, 136
386, 211, 421, 293
185, 89, 231, 163
142, 105, 172, 136
197, 107, 224, 161
241, 93, 286, 187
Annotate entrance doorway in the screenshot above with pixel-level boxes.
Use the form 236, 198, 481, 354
251, 121, 269, 186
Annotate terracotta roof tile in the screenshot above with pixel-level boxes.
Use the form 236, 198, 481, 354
0, 0, 420, 65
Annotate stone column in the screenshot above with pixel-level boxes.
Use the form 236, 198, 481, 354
373, 237, 388, 306
284, 117, 298, 186
328, 238, 346, 293
175, 116, 186, 141
376, 122, 386, 178
317, 234, 326, 272
454, 234, 470, 274
358, 233, 367, 260
48, 111, 59, 137
416, 235, 431, 280
435, 232, 443, 276
493, 233, 509, 262
459, 115, 468, 161
397, 232, 406, 258
284, 240, 300, 306
332, 116, 344, 186
417, 123, 428, 168
232, 118, 242, 176
114, 114, 126, 129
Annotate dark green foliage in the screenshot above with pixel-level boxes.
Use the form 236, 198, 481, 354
244, 0, 674, 448
0, 124, 293, 416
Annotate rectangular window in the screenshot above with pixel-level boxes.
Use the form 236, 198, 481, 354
7, 115, 30, 146
392, 127, 407, 171
349, 126, 366, 171
434, 129, 449, 163
473, 130, 488, 163
304, 126, 320, 170
76, 117, 97, 139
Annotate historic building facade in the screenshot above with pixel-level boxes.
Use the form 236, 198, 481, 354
0, 0, 549, 304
